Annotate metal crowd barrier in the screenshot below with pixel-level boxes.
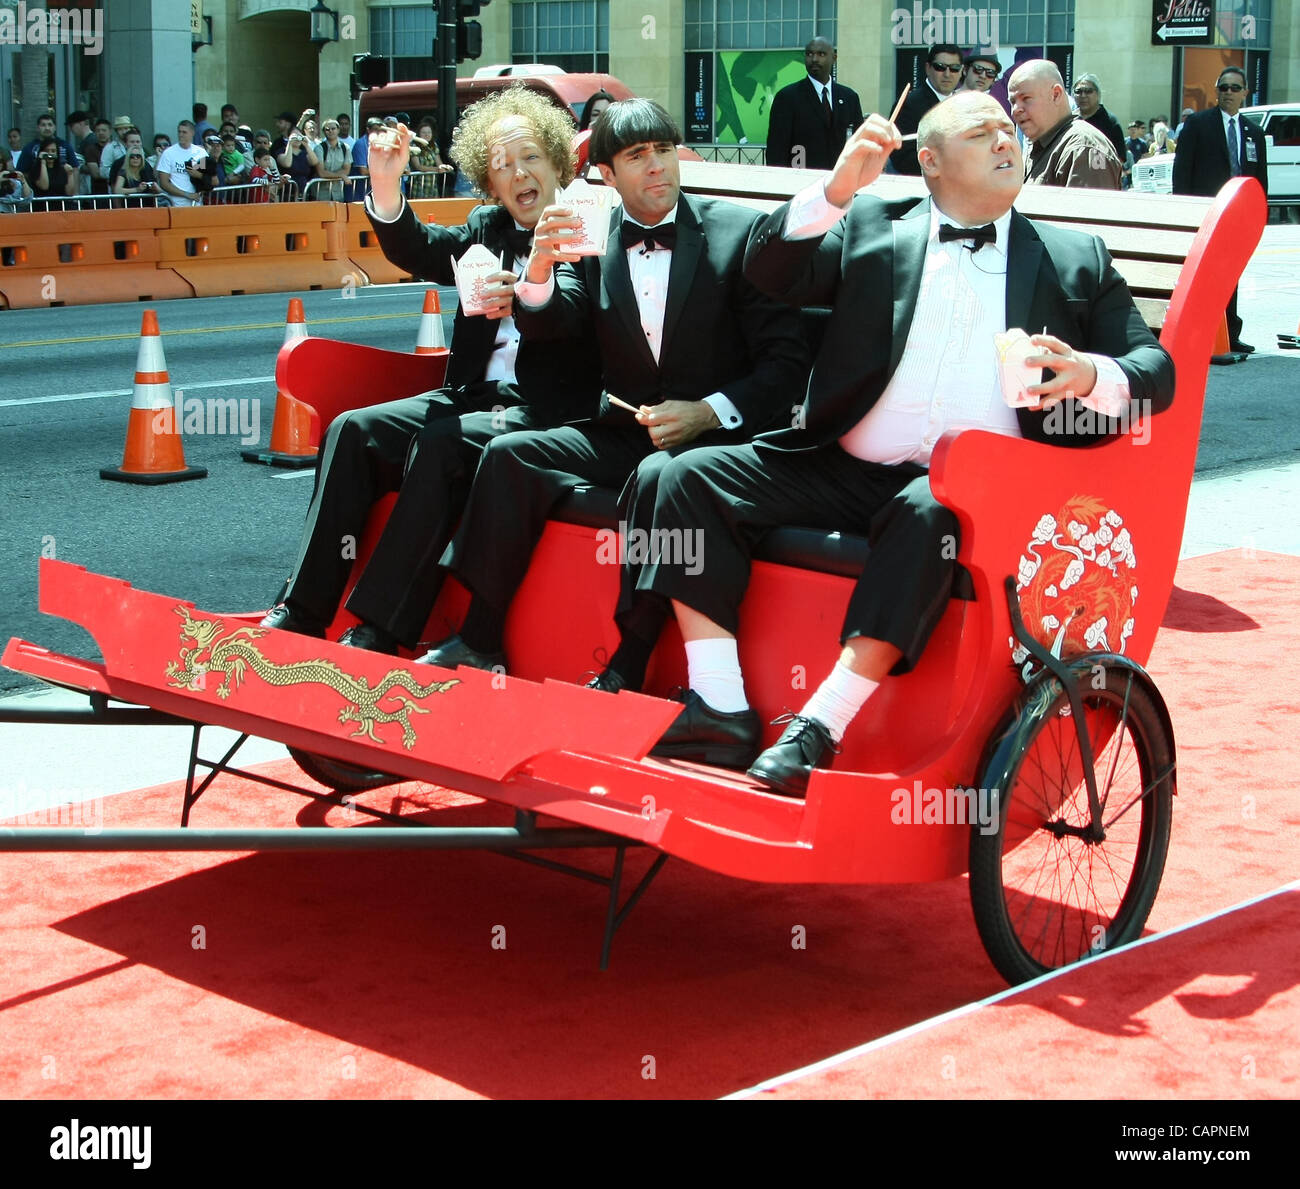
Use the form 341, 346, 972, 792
18, 193, 165, 212
689, 143, 769, 165
204, 179, 301, 205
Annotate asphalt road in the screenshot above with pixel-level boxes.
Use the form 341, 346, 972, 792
1, 227, 1298, 694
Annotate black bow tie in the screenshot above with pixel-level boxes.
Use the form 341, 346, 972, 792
503, 226, 534, 259
938, 222, 997, 251
621, 221, 677, 254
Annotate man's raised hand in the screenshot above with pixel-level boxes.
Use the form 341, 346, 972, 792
524, 204, 584, 283
823, 115, 903, 208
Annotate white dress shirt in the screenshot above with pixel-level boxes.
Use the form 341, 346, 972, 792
784, 182, 1131, 466
517, 202, 742, 429
366, 193, 522, 384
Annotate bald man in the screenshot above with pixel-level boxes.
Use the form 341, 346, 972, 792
766, 36, 863, 169
629, 92, 1172, 792
1008, 59, 1121, 189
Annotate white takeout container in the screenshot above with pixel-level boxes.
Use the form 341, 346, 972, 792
451, 244, 504, 316
994, 328, 1044, 408
557, 178, 616, 256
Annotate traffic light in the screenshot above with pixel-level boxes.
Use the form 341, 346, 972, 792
457, 0, 488, 62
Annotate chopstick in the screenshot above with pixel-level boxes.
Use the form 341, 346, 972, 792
606, 393, 642, 415
888, 84, 911, 125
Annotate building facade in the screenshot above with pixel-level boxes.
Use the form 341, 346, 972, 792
2, 1, 1295, 165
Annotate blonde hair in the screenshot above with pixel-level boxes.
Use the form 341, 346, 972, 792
449, 85, 577, 200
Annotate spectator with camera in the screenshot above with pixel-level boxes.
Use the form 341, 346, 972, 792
147, 133, 171, 172
26, 137, 79, 205
112, 138, 160, 205
0, 147, 33, 209
16, 113, 78, 174
156, 120, 210, 207
277, 120, 317, 199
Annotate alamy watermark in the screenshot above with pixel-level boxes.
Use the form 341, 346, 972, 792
595, 521, 704, 577
0, 4, 104, 56
891, 781, 1000, 835
1042, 397, 1152, 445
152, 391, 260, 446
891, 5, 1001, 50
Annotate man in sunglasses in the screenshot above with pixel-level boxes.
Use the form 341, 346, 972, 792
1008, 58, 1121, 189
959, 52, 1000, 94
1172, 66, 1267, 353
1071, 72, 1126, 165
890, 42, 963, 175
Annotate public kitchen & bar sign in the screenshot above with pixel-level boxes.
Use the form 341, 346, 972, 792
1151, 0, 1214, 46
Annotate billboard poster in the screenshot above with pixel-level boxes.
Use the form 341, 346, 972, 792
685, 51, 712, 143
714, 50, 805, 146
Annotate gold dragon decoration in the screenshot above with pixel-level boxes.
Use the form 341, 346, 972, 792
165, 607, 458, 749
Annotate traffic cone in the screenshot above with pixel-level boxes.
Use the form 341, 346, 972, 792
101, 310, 207, 484
415, 288, 448, 354
1209, 314, 1244, 366
241, 298, 317, 467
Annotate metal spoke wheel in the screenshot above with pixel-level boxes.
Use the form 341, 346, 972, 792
969, 664, 1174, 985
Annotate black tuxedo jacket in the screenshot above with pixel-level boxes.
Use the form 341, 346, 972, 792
514, 193, 806, 434
367, 200, 601, 424
744, 195, 1174, 452
889, 83, 944, 175
765, 77, 864, 170
1172, 106, 1268, 198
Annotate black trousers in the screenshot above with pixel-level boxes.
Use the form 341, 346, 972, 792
639, 443, 957, 674
442, 421, 736, 639
1227, 286, 1243, 344
282, 381, 527, 642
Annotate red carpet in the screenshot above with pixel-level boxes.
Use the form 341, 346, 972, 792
1, 550, 1296, 1098
743, 884, 1300, 1098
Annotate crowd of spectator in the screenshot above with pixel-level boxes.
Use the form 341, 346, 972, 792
0, 99, 460, 212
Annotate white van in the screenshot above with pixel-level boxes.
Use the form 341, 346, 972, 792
1240, 103, 1300, 210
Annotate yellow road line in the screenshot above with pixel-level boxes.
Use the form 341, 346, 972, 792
1, 310, 421, 350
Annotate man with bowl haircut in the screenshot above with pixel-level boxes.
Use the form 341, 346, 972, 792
420, 98, 807, 685
634, 92, 1173, 790
261, 86, 600, 652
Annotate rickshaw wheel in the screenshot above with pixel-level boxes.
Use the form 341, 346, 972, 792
969, 668, 1173, 985
289, 747, 400, 793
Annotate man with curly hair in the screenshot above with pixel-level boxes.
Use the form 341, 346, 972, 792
261, 86, 601, 652
422, 98, 807, 699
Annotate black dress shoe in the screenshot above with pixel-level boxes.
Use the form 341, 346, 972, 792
650, 688, 760, 769
747, 715, 839, 799
585, 668, 628, 693
260, 603, 325, 638
1229, 339, 1255, 354
337, 621, 399, 655
415, 634, 506, 672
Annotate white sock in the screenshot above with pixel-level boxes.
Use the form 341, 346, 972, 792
684, 637, 749, 714
799, 662, 879, 742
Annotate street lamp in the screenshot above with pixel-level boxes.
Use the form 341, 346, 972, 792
309, 1, 338, 48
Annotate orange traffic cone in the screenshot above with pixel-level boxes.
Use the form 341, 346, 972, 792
415, 288, 448, 354
241, 298, 317, 467
1210, 314, 1244, 365
101, 310, 207, 484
